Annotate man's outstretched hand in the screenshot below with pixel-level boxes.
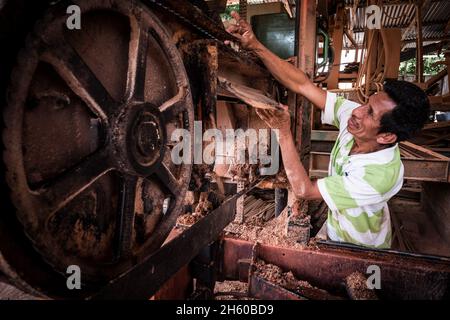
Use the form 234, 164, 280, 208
225, 11, 260, 50
255, 104, 291, 135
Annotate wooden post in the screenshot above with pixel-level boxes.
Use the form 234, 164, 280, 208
295, 0, 316, 169
380, 29, 402, 80
288, 0, 316, 220
416, 3, 424, 83
327, 5, 344, 90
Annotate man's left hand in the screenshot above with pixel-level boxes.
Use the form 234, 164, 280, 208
255, 104, 291, 135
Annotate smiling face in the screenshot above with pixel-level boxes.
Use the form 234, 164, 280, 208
347, 92, 398, 145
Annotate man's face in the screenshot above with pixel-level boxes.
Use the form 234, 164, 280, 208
347, 92, 397, 144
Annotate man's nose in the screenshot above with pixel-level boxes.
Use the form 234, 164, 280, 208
352, 105, 365, 118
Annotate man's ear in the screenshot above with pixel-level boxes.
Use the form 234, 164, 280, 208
376, 132, 397, 145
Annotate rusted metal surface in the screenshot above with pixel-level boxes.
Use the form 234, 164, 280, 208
220, 237, 450, 299
247, 242, 341, 300
151, 265, 193, 300
1, 0, 194, 297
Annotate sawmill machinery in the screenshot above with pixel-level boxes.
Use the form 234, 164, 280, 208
0, 0, 449, 300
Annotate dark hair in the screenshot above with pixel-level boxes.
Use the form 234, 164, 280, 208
378, 80, 430, 142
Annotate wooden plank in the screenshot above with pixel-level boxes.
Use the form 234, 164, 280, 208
310, 151, 450, 182
311, 130, 338, 141
423, 121, 450, 131
400, 141, 450, 160
217, 77, 283, 111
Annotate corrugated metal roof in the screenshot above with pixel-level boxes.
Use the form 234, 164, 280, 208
345, 0, 450, 49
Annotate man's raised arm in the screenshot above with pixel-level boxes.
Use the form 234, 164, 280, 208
226, 11, 326, 110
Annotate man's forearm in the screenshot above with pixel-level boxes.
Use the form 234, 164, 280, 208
278, 130, 319, 200
253, 42, 309, 93
253, 42, 327, 110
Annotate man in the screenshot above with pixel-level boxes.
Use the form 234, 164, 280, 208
227, 12, 430, 248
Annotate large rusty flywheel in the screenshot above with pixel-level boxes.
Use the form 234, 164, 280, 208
1, 0, 194, 297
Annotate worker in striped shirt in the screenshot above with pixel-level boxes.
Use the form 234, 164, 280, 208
227, 12, 430, 248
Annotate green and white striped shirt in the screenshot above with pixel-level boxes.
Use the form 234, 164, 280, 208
316, 92, 404, 248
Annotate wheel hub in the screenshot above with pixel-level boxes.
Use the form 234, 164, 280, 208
135, 114, 161, 161
112, 104, 165, 175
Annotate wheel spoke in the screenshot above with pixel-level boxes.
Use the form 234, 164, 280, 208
155, 163, 181, 196
41, 42, 118, 119
39, 148, 112, 214
126, 15, 149, 103
115, 175, 137, 260
160, 86, 188, 122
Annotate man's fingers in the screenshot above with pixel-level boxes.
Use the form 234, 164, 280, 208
230, 11, 241, 22
226, 25, 244, 41
278, 103, 289, 111
231, 10, 251, 30
226, 25, 239, 34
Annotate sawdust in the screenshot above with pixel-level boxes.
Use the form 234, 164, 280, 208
254, 259, 314, 291
176, 213, 202, 226
253, 259, 343, 300
214, 281, 255, 300
224, 208, 319, 249
345, 272, 378, 300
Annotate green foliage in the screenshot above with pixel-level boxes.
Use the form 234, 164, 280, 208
220, 4, 239, 21
399, 54, 446, 76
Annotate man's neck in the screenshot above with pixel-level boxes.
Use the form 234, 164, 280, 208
350, 139, 387, 155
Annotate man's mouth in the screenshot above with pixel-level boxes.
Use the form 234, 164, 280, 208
348, 117, 359, 130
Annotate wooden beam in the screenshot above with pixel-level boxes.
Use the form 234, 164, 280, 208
425, 68, 448, 88
423, 120, 450, 130
327, 5, 345, 89
344, 29, 358, 48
